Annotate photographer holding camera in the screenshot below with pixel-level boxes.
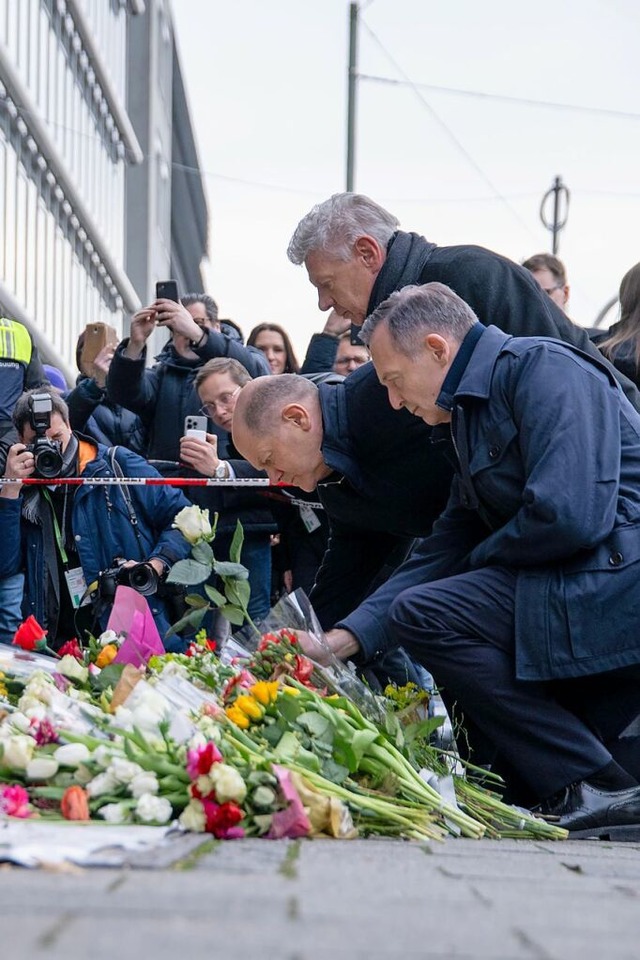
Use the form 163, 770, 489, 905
0, 389, 192, 651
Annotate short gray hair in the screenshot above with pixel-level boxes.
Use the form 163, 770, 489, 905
287, 193, 399, 264
13, 389, 70, 433
361, 283, 478, 356
238, 374, 318, 434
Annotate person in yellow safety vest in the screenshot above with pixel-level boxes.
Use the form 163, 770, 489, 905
0, 317, 49, 645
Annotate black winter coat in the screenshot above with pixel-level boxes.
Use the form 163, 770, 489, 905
368, 232, 640, 411
65, 376, 149, 456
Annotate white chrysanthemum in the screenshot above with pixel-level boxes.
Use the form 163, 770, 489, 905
129, 772, 159, 799
86, 769, 120, 797
136, 793, 172, 824
98, 802, 132, 823
108, 757, 144, 785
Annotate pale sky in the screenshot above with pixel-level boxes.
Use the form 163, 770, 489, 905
171, 0, 640, 359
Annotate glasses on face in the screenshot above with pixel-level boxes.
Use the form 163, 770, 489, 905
334, 356, 368, 368
199, 385, 241, 417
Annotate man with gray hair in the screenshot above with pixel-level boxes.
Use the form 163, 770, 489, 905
287, 192, 639, 409
340, 281, 640, 838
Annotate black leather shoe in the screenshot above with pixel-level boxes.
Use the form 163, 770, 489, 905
533, 781, 640, 840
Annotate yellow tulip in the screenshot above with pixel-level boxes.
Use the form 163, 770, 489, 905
224, 705, 250, 729
234, 695, 263, 721
250, 681, 279, 706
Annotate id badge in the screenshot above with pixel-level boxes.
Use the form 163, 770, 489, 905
64, 567, 90, 610
299, 503, 321, 534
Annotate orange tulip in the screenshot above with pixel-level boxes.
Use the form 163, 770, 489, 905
96, 644, 118, 669
61, 785, 90, 821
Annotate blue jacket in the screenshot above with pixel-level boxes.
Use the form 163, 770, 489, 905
342, 325, 640, 681
0, 441, 191, 645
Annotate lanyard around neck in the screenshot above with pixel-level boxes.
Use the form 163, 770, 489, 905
42, 488, 70, 566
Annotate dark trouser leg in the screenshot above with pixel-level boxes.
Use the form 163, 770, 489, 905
389, 566, 612, 800
551, 667, 640, 781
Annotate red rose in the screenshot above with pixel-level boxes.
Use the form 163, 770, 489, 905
58, 639, 84, 661
12, 615, 48, 652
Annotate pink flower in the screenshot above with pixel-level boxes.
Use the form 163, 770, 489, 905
267, 765, 311, 840
0, 784, 32, 818
29, 718, 59, 746
186, 742, 223, 780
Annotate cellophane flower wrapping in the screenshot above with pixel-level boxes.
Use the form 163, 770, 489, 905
228, 589, 385, 723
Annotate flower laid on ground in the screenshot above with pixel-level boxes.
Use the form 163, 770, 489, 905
0, 783, 32, 819
12, 616, 54, 655
0, 611, 568, 844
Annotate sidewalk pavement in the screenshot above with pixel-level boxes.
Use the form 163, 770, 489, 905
2, 836, 640, 959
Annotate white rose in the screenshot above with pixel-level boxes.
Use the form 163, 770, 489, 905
136, 793, 172, 824
179, 799, 206, 833
57, 656, 88, 684
98, 629, 121, 648
109, 757, 144, 785
129, 772, 159, 799
26, 757, 59, 780
86, 769, 120, 797
98, 802, 132, 823
1, 735, 36, 770
54, 743, 91, 767
172, 505, 212, 544
208, 763, 246, 804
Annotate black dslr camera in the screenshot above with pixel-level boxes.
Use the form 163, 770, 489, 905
26, 393, 64, 479
97, 559, 159, 601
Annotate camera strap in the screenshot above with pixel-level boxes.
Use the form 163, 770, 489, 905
108, 446, 145, 560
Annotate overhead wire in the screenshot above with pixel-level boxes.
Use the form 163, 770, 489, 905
358, 16, 538, 240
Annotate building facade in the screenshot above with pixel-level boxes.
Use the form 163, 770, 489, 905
0, 0, 207, 382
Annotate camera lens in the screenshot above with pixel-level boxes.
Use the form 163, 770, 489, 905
127, 563, 158, 597
34, 444, 64, 479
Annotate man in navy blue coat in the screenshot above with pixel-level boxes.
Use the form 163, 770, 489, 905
348, 281, 640, 839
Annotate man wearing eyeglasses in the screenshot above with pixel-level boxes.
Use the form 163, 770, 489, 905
332, 333, 370, 374
179, 358, 277, 624
522, 252, 570, 313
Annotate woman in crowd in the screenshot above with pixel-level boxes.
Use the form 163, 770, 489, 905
247, 323, 300, 374
596, 262, 640, 389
